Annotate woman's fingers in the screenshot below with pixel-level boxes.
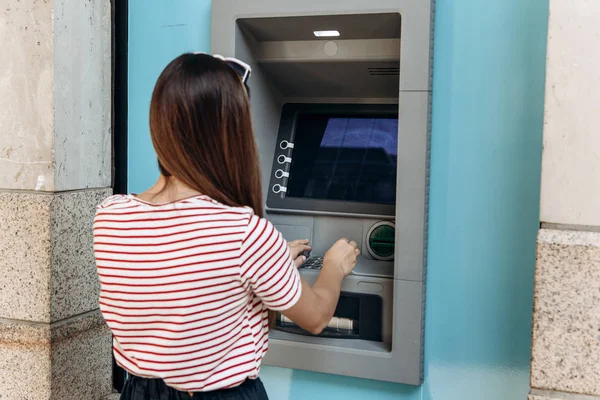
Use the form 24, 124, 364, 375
288, 239, 309, 248
289, 244, 311, 259
293, 255, 307, 268
288, 240, 311, 261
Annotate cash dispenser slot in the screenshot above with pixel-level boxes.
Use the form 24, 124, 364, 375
276, 292, 383, 342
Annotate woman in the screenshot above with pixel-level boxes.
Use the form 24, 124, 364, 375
93, 53, 359, 399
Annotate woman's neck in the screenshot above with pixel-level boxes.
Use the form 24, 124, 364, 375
135, 175, 201, 204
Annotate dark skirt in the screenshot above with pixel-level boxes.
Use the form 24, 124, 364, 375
119, 375, 269, 400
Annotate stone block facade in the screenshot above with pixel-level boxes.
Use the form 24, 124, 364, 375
529, 0, 600, 399
530, 231, 600, 399
0, 0, 113, 398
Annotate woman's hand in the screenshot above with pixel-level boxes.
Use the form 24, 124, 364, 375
288, 239, 312, 267
323, 238, 360, 277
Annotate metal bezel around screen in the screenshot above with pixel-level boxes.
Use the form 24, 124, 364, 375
266, 103, 399, 217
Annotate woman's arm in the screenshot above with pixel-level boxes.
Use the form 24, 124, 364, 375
240, 216, 359, 335
281, 239, 359, 334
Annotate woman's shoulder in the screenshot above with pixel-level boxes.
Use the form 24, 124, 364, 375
188, 195, 258, 220
193, 197, 274, 236
96, 194, 131, 210
94, 193, 260, 224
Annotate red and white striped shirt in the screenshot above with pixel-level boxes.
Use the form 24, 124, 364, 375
93, 194, 302, 392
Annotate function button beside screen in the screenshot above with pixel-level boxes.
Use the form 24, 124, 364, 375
272, 184, 287, 194
280, 140, 294, 149
277, 155, 292, 164
275, 169, 289, 179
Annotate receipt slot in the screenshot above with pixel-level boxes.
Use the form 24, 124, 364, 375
212, 0, 433, 385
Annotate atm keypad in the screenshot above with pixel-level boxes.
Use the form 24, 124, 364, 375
301, 256, 324, 270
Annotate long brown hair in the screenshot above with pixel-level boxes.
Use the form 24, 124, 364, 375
150, 53, 264, 218
150, 54, 277, 327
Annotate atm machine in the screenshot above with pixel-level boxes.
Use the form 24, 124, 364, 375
212, 0, 433, 385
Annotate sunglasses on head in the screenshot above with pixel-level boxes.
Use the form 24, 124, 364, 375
193, 52, 251, 85
213, 54, 251, 84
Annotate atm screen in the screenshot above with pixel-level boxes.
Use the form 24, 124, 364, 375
287, 114, 398, 204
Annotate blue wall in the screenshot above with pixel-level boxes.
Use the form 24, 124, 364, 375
128, 0, 212, 192
128, 1, 549, 399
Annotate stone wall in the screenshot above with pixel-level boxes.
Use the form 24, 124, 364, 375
0, 0, 113, 398
529, 0, 600, 399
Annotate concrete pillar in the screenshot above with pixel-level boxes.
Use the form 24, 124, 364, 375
529, 0, 600, 399
0, 0, 113, 398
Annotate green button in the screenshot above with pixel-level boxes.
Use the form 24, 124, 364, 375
369, 224, 395, 258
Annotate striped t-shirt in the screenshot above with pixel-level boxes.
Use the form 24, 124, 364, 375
93, 194, 302, 392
